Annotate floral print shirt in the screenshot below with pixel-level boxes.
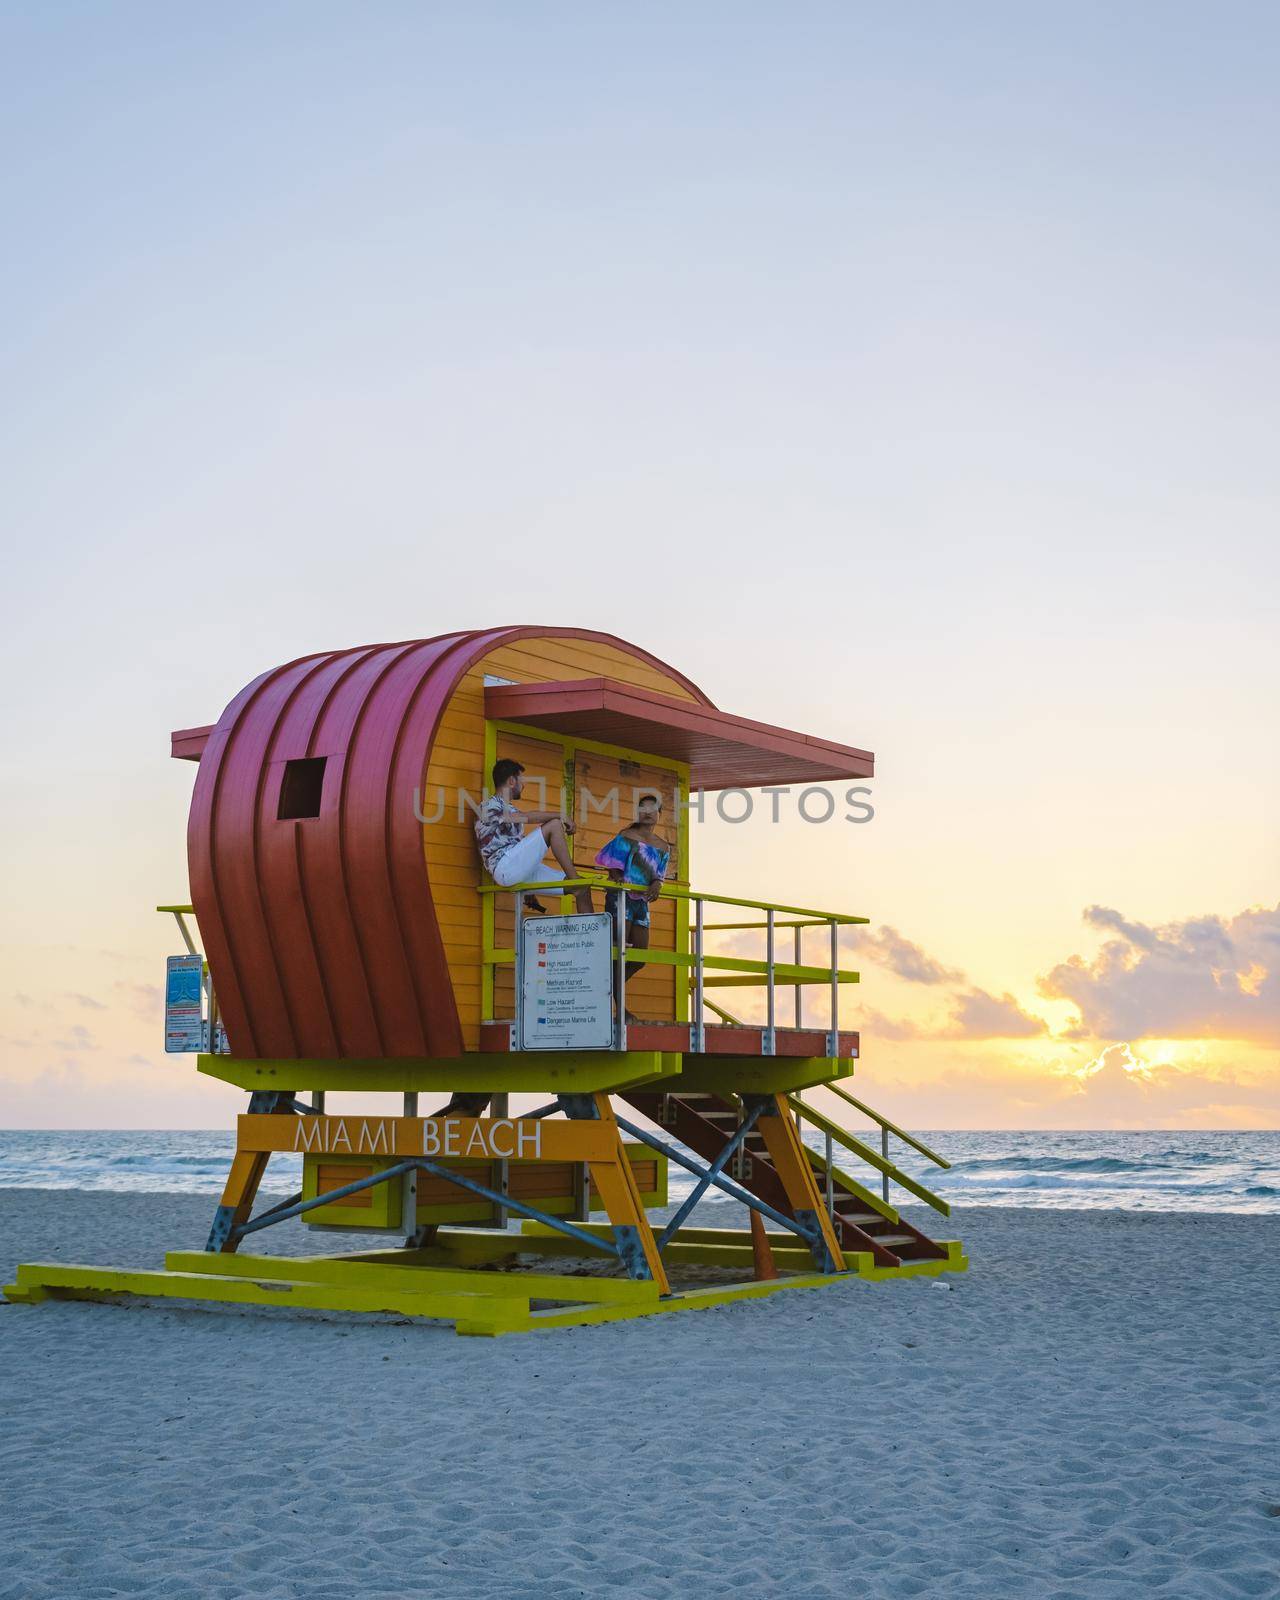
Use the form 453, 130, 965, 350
474, 795, 524, 874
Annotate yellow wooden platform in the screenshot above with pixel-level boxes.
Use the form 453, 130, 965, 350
2, 1228, 966, 1336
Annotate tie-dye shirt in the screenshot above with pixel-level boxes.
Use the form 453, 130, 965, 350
594, 832, 670, 899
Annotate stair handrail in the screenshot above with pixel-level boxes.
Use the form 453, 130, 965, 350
821, 1083, 950, 1169
789, 1095, 951, 1218
702, 997, 748, 1026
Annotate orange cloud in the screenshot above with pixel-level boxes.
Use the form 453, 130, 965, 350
1039, 903, 1280, 1043
860, 989, 1048, 1041
844, 926, 963, 986
847, 1040, 1280, 1130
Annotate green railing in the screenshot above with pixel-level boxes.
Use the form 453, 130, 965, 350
165, 883, 872, 1063
478, 876, 866, 1054
789, 1083, 951, 1217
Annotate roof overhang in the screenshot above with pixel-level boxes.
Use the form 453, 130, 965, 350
171, 725, 213, 761
485, 677, 873, 790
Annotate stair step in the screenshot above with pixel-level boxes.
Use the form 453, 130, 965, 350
619, 1087, 952, 1267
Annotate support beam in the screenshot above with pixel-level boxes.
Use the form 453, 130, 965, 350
205, 1089, 293, 1253
561, 1094, 670, 1293
198, 1050, 676, 1095
749, 1093, 845, 1273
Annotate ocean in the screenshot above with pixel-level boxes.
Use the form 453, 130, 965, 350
1, 1127, 1277, 1213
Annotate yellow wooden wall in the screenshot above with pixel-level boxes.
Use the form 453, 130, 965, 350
422, 634, 698, 1049
570, 749, 680, 1019
489, 727, 573, 1020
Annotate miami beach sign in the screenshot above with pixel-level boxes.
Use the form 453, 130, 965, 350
234, 1114, 618, 1163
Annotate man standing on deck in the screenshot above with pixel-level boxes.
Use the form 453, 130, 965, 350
595, 792, 669, 1023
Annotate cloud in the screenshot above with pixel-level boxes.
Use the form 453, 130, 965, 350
859, 989, 1048, 1042
946, 988, 1048, 1038
1060, 1043, 1280, 1126
857, 1007, 924, 1042
114, 981, 162, 1020
722, 903, 1276, 1057
50, 1023, 99, 1053
1039, 903, 1280, 1044
66, 992, 107, 1012
846, 926, 963, 986
843, 1042, 1280, 1130
841, 928, 1049, 1036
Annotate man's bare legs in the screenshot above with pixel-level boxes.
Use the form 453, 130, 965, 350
541, 817, 594, 913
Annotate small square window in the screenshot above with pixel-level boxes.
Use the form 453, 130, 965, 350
278, 757, 327, 820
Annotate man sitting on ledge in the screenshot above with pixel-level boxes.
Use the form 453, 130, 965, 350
453, 758, 594, 1118
474, 757, 594, 915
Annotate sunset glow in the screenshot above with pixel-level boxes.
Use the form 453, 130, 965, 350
1, 9, 1275, 1133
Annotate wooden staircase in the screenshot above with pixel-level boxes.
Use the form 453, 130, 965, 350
621, 1089, 950, 1270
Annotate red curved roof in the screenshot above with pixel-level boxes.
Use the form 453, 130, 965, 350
188, 628, 710, 1061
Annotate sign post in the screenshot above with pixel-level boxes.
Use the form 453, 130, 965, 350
164, 953, 205, 1053
518, 913, 614, 1051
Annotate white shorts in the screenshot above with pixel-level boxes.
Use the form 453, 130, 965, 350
491, 826, 566, 890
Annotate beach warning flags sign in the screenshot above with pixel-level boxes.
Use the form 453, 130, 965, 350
164, 953, 205, 1053
519, 912, 614, 1050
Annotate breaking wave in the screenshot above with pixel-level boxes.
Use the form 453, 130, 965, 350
1, 1128, 1277, 1213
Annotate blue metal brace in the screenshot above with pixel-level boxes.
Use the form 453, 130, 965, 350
657, 1102, 763, 1249
614, 1113, 817, 1247
411, 1159, 621, 1258
226, 1156, 621, 1260
557, 1093, 599, 1120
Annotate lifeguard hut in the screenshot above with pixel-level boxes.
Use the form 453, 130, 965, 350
6, 627, 964, 1333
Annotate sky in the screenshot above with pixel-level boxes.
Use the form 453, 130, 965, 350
1, 3, 1277, 1129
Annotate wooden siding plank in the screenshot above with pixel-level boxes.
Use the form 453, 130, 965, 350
427, 634, 701, 1045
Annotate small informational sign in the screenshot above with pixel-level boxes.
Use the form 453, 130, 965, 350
164, 953, 205, 1053
519, 913, 614, 1050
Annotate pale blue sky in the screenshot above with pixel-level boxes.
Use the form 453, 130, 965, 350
2, 4, 1277, 1123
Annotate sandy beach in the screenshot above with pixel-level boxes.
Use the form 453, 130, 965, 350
1, 1193, 1277, 1600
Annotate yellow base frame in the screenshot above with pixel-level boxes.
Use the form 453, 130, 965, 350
3, 1229, 966, 1337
